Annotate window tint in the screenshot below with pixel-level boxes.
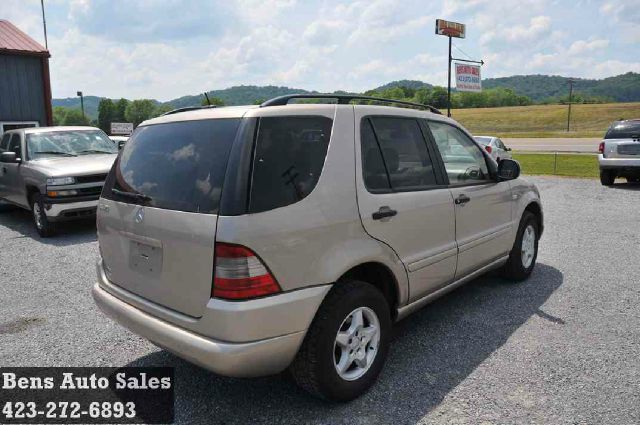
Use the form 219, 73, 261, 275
103, 119, 240, 214
0, 133, 10, 151
361, 119, 391, 191
366, 117, 437, 191
249, 116, 332, 213
605, 121, 640, 139
8, 134, 22, 157
427, 121, 490, 185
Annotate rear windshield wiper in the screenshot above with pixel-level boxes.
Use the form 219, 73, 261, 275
77, 149, 117, 154
111, 188, 152, 202
33, 151, 77, 157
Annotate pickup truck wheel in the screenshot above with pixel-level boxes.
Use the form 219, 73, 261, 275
502, 211, 538, 281
289, 280, 391, 401
600, 169, 616, 186
30, 193, 55, 237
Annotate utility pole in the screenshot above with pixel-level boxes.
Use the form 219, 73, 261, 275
447, 36, 452, 117
40, 0, 48, 50
77, 91, 85, 121
566, 78, 574, 132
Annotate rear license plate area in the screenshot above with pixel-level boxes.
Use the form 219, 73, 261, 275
129, 240, 163, 277
618, 144, 640, 155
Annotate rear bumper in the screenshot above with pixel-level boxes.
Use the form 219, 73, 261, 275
598, 155, 640, 170
92, 283, 307, 377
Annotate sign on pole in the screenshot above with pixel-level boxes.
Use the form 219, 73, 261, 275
435, 19, 466, 39
455, 63, 482, 92
110, 122, 134, 135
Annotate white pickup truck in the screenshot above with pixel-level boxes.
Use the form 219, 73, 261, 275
598, 119, 640, 186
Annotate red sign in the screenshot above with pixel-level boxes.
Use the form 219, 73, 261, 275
435, 19, 466, 39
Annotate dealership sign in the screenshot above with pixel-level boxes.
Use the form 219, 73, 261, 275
110, 122, 134, 135
435, 19, 466, 38
455, 63, 481, 92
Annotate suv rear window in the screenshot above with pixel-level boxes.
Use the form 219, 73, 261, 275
605, 121, 640, 139
103, 119, 240, 214
249, 116, 333, 213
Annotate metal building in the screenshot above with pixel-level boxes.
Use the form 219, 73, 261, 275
0, 20, 53, 135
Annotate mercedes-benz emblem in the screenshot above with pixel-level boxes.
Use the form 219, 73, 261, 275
134, 207, 145, 224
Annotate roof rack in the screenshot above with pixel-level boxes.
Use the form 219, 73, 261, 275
260, 94, 441, 114
161, 105, 218, 116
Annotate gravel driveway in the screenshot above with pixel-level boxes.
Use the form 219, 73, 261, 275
1, 176, 638, 424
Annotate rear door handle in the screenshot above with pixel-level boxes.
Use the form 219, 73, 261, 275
454, 194, 471, 205
372, 206, 397, 220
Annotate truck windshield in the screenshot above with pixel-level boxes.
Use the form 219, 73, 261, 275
27, 130, 118, 159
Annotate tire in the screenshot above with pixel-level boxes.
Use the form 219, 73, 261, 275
600, 169, 616, 186
289, 280, 391, 401
502, 211, 539, 281
30, 193, 55, 237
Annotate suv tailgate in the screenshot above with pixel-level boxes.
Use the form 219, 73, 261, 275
97, 118, 240, 317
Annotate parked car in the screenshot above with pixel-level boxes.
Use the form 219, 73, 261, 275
109, 135, 129, 149
92, 95, 543, 401
598, 119, 640, 185
0, 126, 118, 236
474, 135, 512, 161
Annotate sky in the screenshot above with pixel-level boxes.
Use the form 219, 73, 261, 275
3, 0, 639, 101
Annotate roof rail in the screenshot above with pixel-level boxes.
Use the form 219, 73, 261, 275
161, 105, 218, 116
260, 94, 441, 114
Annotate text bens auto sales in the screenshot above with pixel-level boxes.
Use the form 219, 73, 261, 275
2, 372, 171, 390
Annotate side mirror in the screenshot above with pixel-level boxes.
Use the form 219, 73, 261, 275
505, 147, 512, 151
497, 159, 520, 180
0, 151, 20, 163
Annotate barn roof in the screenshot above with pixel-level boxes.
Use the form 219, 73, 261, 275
0, 20, 49, 57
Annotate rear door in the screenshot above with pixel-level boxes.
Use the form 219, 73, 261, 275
355, 112, 457, 302
426, 121, 513, 279
98, 118, 241, 317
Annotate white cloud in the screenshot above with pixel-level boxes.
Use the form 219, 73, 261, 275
567, 39, 610, 56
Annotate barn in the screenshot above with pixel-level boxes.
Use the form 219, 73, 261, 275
0, 20, 53, 135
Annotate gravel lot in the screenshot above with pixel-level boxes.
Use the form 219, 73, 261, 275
1, 176, 639, 424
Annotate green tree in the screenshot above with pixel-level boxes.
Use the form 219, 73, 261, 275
153, 104, 174, 117
114, 98, 129, 122
97, 98, 115, 133
125, 100, 157, 127
52, 106, 90, 125
430, 87, 449, 108
200, 95, 225, 106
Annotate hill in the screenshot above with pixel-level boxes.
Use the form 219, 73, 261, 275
52, 72, 640, 120
483, 72, 640, 102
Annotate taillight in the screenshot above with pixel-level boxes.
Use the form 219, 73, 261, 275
212, 243, 281, 300
485, 145, 492, 154
598, 142, 605, 154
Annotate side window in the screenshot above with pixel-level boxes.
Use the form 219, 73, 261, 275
8, 134, 22, 157
362, 117, 438, 192
495, 139, 506, 150
249, 116, 333, 213
361, 119, 391, 191
0, 133, 10, 151
427, 121, 490, 185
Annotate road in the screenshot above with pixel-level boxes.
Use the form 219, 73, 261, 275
503, 137, 601, 153
1, 177, 639, 424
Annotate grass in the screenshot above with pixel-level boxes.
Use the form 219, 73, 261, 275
513, 153, 599, 178
452, 102, 640, 138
